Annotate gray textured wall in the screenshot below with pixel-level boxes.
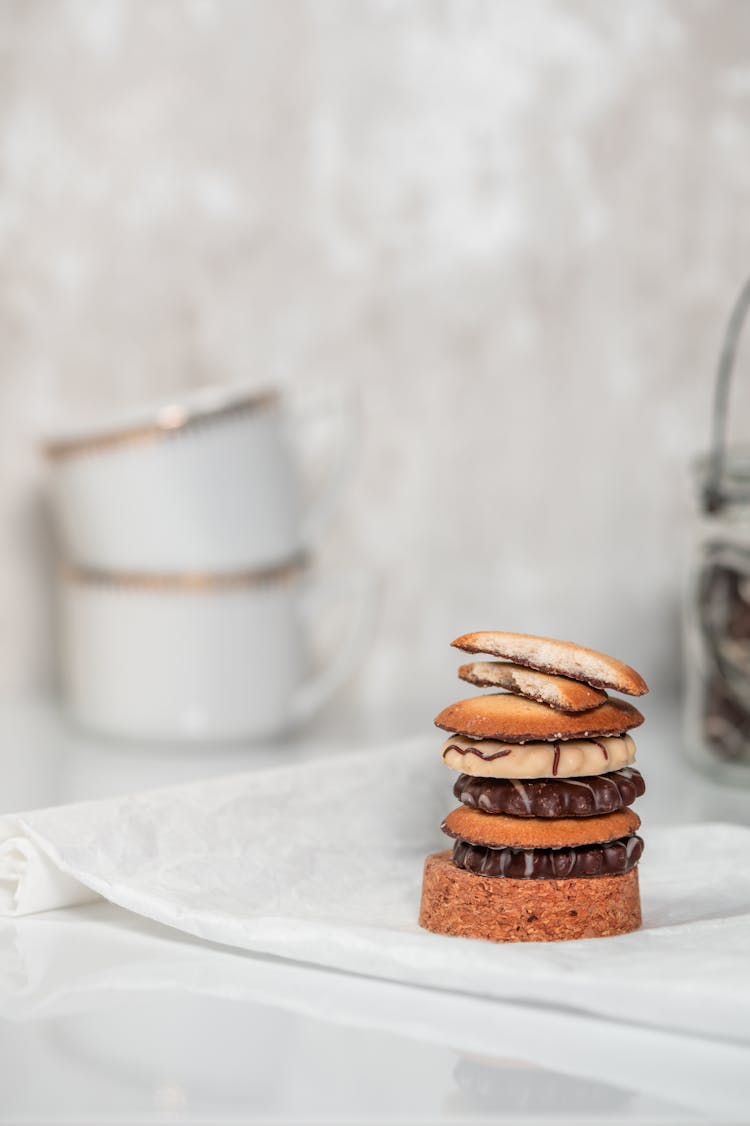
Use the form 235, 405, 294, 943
1, 0, 749, 728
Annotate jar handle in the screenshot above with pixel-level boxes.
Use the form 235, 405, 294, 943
704, 275, 750, 513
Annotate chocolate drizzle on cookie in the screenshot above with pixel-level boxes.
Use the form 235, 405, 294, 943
442, 742, 512, 762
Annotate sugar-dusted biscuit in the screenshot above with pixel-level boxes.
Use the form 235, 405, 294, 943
434, 694, 643, 742
419, 851, 642, 942
442, 806, 639, 849
453, 767, 645, 817
458, 662, 607, 713
441, 733, 636, 778
452, 632, 648, 697
451, 835, 644, 879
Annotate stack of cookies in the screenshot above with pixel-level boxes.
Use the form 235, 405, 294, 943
419, 632, 648, 943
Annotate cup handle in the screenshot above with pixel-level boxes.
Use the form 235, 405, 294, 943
283, 381, 361, 547
290, 568, 378, 724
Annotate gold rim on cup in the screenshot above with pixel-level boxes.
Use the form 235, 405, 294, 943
62, 552, 308, 592
44, 388, 279, 462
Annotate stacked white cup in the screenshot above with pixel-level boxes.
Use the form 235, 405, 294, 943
45, 383, 372, 742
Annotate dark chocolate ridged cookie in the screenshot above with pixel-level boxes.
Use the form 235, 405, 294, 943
452, 834, 644, 879
453, 768, 644, 818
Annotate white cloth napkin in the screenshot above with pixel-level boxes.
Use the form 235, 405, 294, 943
1, 738, 748, 1043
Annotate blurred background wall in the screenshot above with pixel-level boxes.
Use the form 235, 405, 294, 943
0, 0, 749, 729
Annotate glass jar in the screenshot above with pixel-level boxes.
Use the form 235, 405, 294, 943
685, 277, 750, 782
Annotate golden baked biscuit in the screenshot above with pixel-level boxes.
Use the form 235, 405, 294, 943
435, 693, 643, 741
441, 806, 640, 849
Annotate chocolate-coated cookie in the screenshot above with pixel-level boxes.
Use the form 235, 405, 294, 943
451, 834, 644, 879
453, 768, 645, 818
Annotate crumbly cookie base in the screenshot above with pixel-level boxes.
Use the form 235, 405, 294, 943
418, 850, 641, 943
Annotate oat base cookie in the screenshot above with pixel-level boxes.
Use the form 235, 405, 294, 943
419, 851, 642, 942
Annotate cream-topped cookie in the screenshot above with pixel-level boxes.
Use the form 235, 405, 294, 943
440, 733, 636, 778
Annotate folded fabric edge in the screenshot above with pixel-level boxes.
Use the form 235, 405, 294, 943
0, 737, 432, 918
0, 817, 101, 916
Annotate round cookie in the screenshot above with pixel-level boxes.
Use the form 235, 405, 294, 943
452, 835, 644, 879
434, 694, 643, 742
441, 806, 640, 849
419, 851, 642, 942
458, 662, 607, 713
451, 632, 648, 697
441, 733, 636, 779
453, 768, 645, 818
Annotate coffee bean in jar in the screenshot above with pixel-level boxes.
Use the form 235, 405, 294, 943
685, 277, 750, 782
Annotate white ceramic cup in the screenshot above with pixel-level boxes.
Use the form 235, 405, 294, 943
44, 382, 357, 572
59, 559, 374, 742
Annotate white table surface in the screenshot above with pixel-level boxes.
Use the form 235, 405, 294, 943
0, 697, 748, 1126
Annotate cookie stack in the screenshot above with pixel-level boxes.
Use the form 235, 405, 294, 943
419, 632, 648, 942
